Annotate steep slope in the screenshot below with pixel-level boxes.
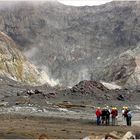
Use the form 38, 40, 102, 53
102, 45, 140, 87
0, 1, 140, 86
0, 31, 50, 85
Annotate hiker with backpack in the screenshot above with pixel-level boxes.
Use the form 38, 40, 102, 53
105, 107, 110, 125
126, 109, 132, 126
123, 106, 132, 126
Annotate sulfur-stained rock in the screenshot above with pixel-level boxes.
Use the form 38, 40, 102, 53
0, 31, 51, 85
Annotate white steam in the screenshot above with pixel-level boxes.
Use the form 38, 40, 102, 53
77, 67, 90, 82
24, 47, 60, 87
24, 47, 38, 59
39, 65, 60, 87
40, 71, 59, 87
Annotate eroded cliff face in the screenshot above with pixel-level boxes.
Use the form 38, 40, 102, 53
0, 1, 140, 87
0, 31, 51, 85
125, 46, 140, 87
101, 50, 136, 86
101, 45, 140, 87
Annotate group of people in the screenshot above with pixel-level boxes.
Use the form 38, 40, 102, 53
95, 106, 132, 126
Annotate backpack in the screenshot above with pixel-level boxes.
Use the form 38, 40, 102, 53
127, 111, 132, 118
106, 110, 110, 116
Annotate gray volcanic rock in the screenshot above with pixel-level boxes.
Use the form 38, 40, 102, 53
101, 50, 136, 86
123, 46, 140, 87
0, 1, 140, 87
101, 45, 140, 87
71, 80, 109, 94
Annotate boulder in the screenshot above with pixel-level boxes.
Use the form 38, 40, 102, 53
135, 131, 140, 139
105, 131, 121, 139
122, 131, 135, 140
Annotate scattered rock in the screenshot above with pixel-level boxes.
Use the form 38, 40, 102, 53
117, 94, 125, 101
26, 89, 45, 97
61, 129, 66, 131
122, 131, 135, 140
46, 92, 57, 98
83, 135, 102, 140
26, 90, 34, 96
57, 102, 86, 109
105, 131, 121, 139
135, 131, 140, 139
0, 101, 8, 107
34, 89, 42, 94
17, 93, 20, 96
15, 96, 30, 105
38, 133, 48, 140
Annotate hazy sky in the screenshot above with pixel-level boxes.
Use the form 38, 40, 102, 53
58, 0, 113, 6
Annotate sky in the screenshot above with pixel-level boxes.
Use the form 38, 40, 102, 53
0, 0, 113, 7
58, 0, 113, 6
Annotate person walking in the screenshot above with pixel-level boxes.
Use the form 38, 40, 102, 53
111, 107, 118, 126
95, 107, 102, 125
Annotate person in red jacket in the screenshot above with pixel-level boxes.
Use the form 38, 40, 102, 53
95, 107, 102, 125
111, 107, 118, 126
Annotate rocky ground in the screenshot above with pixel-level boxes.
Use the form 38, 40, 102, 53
0, 77, 140, 138
1, 78, 140, 108
0, 113, 140, 139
